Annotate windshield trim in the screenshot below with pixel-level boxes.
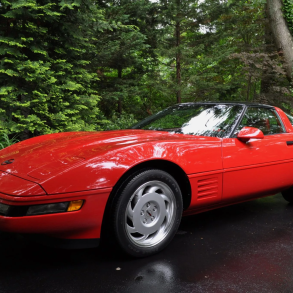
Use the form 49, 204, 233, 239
228, 105, 247, 138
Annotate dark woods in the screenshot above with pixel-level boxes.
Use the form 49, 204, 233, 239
0, 0, 292, 141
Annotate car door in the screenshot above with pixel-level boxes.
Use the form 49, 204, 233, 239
222, 106, 293, 201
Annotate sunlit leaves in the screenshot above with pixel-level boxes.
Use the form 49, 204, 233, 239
0, 0, 108, 138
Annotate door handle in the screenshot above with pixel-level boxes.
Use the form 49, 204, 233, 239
286, 141, 293, 145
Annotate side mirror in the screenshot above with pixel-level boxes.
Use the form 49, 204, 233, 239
237, 126, 264, 143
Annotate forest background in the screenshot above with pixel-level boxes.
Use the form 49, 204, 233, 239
1, 0, 293, 147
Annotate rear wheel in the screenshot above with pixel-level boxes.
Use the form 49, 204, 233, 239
282, 187, 293, 203
113, 169, 183, 257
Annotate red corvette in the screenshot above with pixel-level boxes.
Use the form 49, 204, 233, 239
1, 102, 293, 257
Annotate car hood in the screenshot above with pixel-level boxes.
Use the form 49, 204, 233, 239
0, 130, 206, 183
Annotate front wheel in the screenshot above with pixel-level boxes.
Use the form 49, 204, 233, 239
113, 169, 183, 257
282, 187, 293, 203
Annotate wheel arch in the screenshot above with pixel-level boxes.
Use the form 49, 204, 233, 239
100, 159, 191, 241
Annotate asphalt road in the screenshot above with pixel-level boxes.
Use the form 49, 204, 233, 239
1, 193, 293, 293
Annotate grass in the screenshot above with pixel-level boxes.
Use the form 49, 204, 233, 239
0, 133, 18, 150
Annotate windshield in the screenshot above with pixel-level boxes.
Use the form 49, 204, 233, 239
132, 104, 244, 138
286, 112, 293, 125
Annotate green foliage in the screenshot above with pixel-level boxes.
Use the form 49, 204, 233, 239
1, 0, 292, 142
0, 133, 18, 150
146, 0, 289, 105
94, 0, 159, 118
103, 113, 137, 130
284, 0, 293, 34
0, 0, 112, 139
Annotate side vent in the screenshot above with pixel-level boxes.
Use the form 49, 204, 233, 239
197, 177, 218, 199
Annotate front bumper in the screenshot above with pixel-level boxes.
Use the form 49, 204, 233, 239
0, 188, 111, 240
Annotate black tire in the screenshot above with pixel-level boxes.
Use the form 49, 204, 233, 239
282, 187, 293, 203
112, 169, 183, 257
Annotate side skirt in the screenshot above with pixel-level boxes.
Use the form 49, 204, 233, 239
183, 192, 278, 217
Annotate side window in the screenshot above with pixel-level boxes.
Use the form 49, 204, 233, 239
235, 107, 285, 135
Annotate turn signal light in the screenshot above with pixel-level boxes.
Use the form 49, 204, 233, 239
67, 200, 84, 212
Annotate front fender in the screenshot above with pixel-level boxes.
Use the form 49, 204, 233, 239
40, 138, 222, 194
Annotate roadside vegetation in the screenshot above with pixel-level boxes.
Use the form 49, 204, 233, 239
0, 134, 18, 150
1, 0, 293, 145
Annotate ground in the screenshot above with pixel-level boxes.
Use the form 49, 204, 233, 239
0, 193, 293, 293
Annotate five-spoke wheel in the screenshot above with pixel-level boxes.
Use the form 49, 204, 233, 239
113, 169, 183, 257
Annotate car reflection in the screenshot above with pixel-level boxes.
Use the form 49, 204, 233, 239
126, 261, 176, 293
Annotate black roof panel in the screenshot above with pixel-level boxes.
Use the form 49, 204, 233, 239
177, 101, 274, 108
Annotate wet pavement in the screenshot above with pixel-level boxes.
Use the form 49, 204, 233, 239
1, 193, 293, 293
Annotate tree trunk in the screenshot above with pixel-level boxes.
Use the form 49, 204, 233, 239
175, 19, 181, 104
267, 0, 293, 81
246, 75, 252, 101
117, 67, 122, 114
253, 82, 257, 101
260, 3, 275, 96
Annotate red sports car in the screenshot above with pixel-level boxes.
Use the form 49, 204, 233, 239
1, 102, 293, 257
